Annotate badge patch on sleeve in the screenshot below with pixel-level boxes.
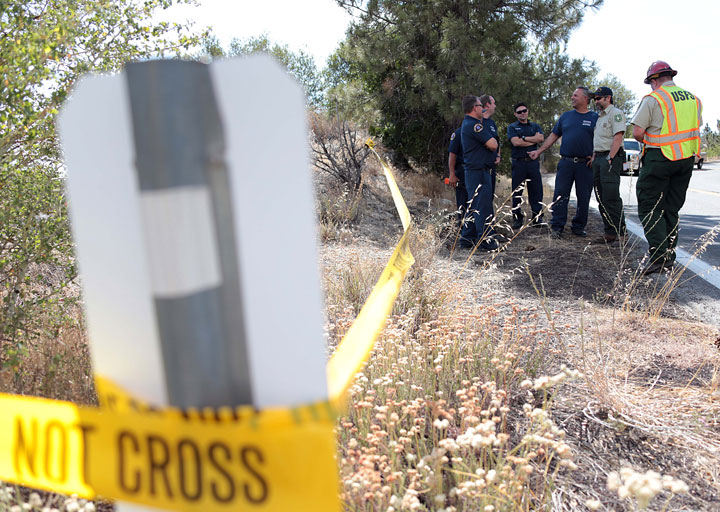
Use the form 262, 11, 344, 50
614, 114, 623, 122
450, 132, 455, 140
474, 123, 483, 132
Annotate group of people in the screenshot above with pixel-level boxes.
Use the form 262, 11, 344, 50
447, 60, 703, 275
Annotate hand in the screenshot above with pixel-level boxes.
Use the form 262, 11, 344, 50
528, 150, 539, 160
494, 156, 501, 165
448, 175, 459, 187
589, 155, 595, 166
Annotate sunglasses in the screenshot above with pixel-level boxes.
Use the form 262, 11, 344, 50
515, 108, 528, 114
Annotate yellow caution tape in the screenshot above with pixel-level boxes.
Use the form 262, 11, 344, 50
0, 387, 339, 511
0, 139, 412, 510
327, 139, 414, 407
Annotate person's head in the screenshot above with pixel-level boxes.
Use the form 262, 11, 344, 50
591, 86, 613, 109
644, 60, 677, 91
462, 94, 481, 114
571, 86, 591, 110
513, 102, 529, 121
478, 94, 496, 116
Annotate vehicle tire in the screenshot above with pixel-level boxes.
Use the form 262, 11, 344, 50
697, 159, 703, 170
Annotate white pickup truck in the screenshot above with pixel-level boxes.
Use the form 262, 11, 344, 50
623, 138, 642, 175
622, 139, 707, 172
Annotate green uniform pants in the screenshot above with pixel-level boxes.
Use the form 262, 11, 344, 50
592, 153, 626, 237
636, 149, 693, 264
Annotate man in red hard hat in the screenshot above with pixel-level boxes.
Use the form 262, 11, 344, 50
631, 61, 702, 275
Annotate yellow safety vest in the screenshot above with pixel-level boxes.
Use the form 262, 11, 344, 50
643, 85, 702, 161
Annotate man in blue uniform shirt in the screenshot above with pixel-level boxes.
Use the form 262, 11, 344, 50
507, 102, 545, 229
447, 126, 467, 227
478, 94, 501, 197
459, 94, 500, 251
529, 87, 598, 238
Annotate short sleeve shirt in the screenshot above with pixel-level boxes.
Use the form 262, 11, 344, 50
507, 121, 543, 158
485, 118, 500, 159
631, 95, 664, 136
593, 104, 626, 151
448, 127, 464, 177
551, 110, 598, 157
461, 115, 495, 171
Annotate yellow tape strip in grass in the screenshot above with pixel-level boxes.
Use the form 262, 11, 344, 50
0, 389, 338, 511
326, 139, 415, 407
0, 138, 412, 510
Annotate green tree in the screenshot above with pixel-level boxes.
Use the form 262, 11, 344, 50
702, 123, 720, 158
590, 74, 637, 118
198, 34, 325, 108
327, 0, 602, 171
0, 0, 202, 374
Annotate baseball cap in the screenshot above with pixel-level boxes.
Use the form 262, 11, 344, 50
590, 86, 613, 99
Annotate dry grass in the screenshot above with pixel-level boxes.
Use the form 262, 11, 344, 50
2, 150, 718, 511
320, 156, 719, 510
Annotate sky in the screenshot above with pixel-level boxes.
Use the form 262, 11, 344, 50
162, 0, 352, 65
565, 0, 720, 131
163, 0, 719, 130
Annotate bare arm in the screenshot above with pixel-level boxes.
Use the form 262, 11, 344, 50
528, 132, 559, 160
510, 136, 530, 147
526, 132, 544, 144
485, 138, 498, 151
510, 132, 545, 147
609, 132, 624, 159
632, 125, 645, 143
448, 153, 458, 186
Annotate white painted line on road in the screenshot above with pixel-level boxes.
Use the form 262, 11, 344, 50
589, 197, 720, 290
687, 188, 720, 197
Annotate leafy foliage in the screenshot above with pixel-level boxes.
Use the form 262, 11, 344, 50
702, 123, 720, 158
327, 0, 603, 170
200, 34, 325, 108
590, 73, 637, 118
0, 0, 203, 371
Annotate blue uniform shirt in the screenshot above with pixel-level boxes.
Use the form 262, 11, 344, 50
507, 121, 543, 158
461, 115, 495, 171
484, 118, 500, 162
448, 127, 464, 179
551, 110, 598, 157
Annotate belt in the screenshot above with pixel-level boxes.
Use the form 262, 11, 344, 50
593, 150, 609, 156
512, 157, 533, 161
561, 156, 591, 163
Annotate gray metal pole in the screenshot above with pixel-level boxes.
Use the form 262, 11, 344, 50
125, 60, 253, 408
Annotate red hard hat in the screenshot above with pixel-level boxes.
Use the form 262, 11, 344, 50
644, 60, 677, 84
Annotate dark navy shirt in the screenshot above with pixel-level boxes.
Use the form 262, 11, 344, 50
448, 127, 464, 179
551, 110, 598, 157
461, 115, 495, 171
484, 118, 500, 162
507, 121, 543, 158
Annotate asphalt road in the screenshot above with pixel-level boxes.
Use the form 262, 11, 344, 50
619, 160, 720, 271
542, 159, 720, 289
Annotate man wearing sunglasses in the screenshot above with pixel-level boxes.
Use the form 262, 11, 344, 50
589, 86, 627, 245
529, 87, 598, 238
458, 94, 500, 251
507, 102, 545, 229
